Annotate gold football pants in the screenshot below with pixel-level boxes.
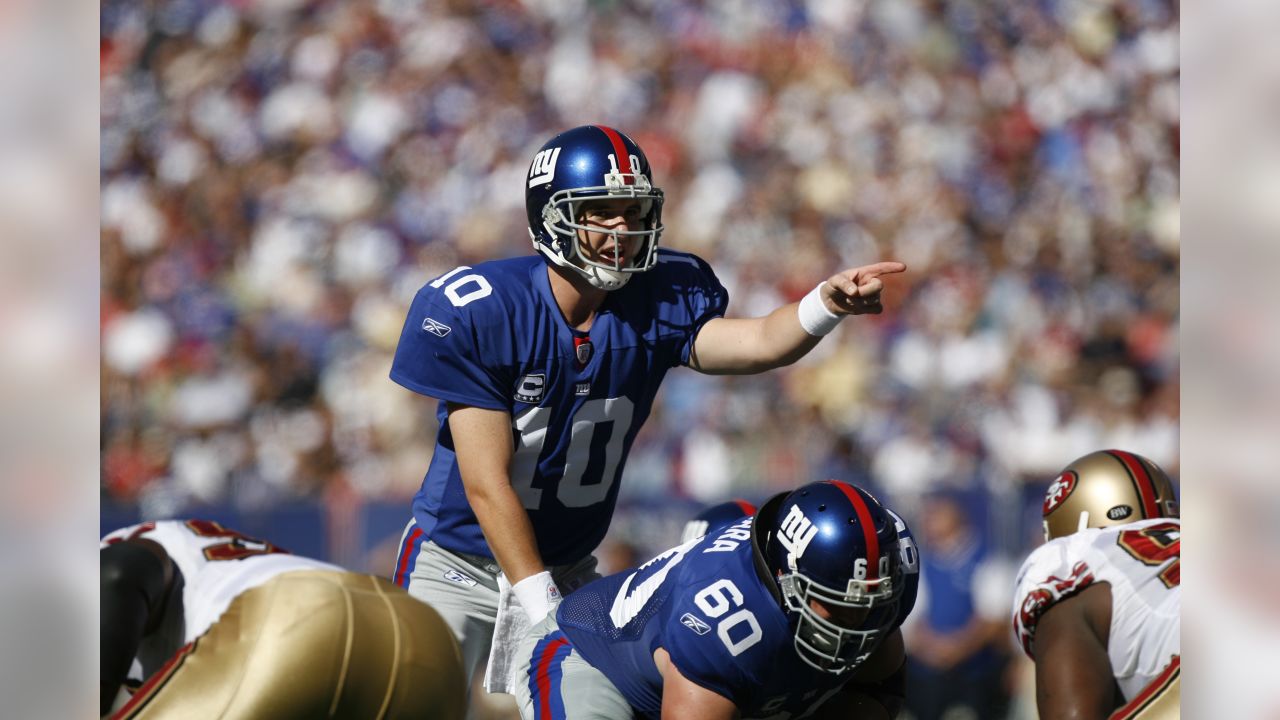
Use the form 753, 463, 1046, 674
1111, 656, 1180, 720
113, 570, 466, 720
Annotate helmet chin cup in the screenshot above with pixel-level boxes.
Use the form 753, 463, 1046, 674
531, 233, 633, 291
582, 265, 631, 290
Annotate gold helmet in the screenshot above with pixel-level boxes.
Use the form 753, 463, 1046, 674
1042, 450, 1179, 541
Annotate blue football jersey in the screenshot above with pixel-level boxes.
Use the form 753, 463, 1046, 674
556, 515, 920, 719
390, 251, 727, 565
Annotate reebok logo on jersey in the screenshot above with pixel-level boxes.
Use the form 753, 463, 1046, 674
515, 374, 545, 403
778, 505, 819, 563
422, 317, 452, 337
680, 613, 712, 635
443, 568, 477, 587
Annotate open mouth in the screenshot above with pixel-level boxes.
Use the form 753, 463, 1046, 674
598, 248, 626, 266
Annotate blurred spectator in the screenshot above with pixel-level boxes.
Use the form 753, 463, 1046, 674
101, 0, 1178, 582
904, 490, 1016, 720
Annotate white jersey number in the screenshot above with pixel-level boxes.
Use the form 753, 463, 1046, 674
430, 266, 493, 307
510, 396, 635, 510
1117, 521, 1180, 588
694, 579, 763, 656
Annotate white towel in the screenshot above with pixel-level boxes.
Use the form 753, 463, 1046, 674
483, 572, 534, 695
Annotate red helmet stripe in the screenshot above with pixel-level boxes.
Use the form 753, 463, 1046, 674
825, 481, 880, 579
1108, 450, 1160, 518
593, 125, 634, 178
734, 499, 758, 517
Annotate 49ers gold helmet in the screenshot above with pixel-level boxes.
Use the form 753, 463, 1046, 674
1042, 450, 1179, 541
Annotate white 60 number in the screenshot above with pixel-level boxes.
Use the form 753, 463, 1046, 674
693, 579, 762, 656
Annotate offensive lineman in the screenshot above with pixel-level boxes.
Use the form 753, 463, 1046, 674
1011, 450, 1181, 720
514, 480, 920, 719
101, 520, 465, 719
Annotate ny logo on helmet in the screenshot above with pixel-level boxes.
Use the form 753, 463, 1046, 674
778, 505, 819, 566
528, 147, 562, 188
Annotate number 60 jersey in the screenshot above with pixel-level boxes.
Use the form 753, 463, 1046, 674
1012, 517, 1180, 701
556, 513, 919, 719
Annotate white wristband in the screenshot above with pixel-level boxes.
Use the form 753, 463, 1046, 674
512, 570, 562, 625
797, 282, 843, 336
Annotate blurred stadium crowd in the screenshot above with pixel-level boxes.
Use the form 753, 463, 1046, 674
102, 0, 1178, 525
101, 0, 1177, 716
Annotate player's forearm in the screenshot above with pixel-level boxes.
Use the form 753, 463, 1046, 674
690, 307, 821, 374
658, 652, 738, 720
757, 300, 824, 368
447, 404, 544, 579
467, 479, 547, 583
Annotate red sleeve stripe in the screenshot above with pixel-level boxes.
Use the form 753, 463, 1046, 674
593, 125, 633, 178
825, 480, 880, 579
1109, 655, 1180, 720
1108, 450, 1160, 519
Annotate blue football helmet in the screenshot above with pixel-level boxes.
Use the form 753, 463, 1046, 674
764, 480, 904, 674
525, 125, 664, 290
681, 499, 758, 544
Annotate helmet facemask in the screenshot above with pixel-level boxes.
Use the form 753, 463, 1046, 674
777, 552, 902, 674
535, 176, 664, 291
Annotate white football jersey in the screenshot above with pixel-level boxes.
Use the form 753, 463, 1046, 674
102, 519, 340, 675
1011, 517, 1180, 701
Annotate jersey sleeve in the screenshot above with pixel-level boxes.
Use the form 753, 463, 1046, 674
661, 586, 758, 704
389, 278, 512, 411
1010, 538, 1098, 659
653, 252, 729, 367
662, 615, 746, 702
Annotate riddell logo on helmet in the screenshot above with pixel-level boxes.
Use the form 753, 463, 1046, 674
1042, 472, 1078, 515
1107, 505, 1134, 521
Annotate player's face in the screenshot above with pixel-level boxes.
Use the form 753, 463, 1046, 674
575, 198, 645, 268
809, 598, 870, 630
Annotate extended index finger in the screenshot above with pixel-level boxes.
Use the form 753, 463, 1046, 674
856, 261, 907, 279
